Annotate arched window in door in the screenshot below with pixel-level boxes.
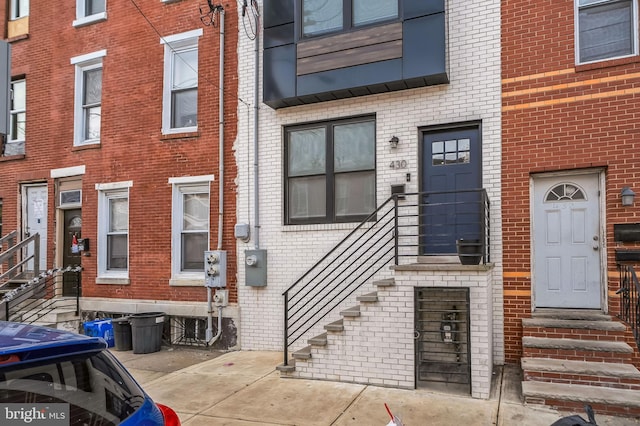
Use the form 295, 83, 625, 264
544, 183, 586, 202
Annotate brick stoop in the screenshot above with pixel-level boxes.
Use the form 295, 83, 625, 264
521, 309, 640, 417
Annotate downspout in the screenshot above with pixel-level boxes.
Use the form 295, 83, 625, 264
208, 6, 225, 345
253, 14, 260, 249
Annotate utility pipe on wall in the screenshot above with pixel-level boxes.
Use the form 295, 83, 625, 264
208, 5, 225, 345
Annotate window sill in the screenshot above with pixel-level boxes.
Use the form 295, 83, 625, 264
170, 278, 205, 287
160, 131, 200, 141
7, 33, 29, 43
72, 143, 101, 152
282, 221, 372, 232
0, 154, 26, 162
575, 55, 640, 72
73, 12, 107, 28
96, 277, 130, 285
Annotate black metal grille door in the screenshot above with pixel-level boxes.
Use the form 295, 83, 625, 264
415, 287, 470, 393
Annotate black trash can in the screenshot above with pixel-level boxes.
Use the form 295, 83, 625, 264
130, 312, 165, 354
112, 317, 132, 351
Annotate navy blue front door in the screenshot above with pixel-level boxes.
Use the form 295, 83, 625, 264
421, 126, 482, 255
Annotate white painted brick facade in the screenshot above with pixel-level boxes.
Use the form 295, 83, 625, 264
235, 0, 503, 396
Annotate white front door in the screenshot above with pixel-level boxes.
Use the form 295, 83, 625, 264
22, 184, 48, 273
533, 173, 602, 309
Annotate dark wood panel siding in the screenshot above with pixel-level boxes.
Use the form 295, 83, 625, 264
296, 23, 403, 76
298, 40, 402, 76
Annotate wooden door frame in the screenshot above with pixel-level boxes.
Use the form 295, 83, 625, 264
529, 168, 607, 312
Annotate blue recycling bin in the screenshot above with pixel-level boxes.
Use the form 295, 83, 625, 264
83, 318, 115, 347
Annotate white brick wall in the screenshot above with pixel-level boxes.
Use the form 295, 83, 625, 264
235, 0, 503, 381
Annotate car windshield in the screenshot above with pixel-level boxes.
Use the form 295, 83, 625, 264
0, 349, 146, 425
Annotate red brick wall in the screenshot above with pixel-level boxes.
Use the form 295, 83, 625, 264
0, 1, 239, 303
502, 0, 640, 362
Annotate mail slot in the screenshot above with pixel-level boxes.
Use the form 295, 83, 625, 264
614, 223, 640, 242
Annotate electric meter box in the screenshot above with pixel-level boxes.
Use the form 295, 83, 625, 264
245, 249, 267, 287
204, 250, 227, 288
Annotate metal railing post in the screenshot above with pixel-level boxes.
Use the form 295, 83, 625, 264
394, 195, 399, 265
283, 292, 289, 365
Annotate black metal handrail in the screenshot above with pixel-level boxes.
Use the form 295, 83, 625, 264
282, 189, 490, 365
0, 231, 40, 284
618, 263, 640, 348
0, 266, 82, 323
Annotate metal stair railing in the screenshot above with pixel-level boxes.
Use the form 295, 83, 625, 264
282, 189, 490, 366
0, 266, 82, 324
0, 231, 39, 285
618, 263, 640, 349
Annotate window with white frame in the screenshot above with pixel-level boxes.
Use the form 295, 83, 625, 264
576, 0, 637, 63
74, 0, 106, 26
170, 176, 212, 281
96, 182, 131, 278
302, 0, 398, 37
161, 29, 202, 134
285, 116, 376, 224
6, 79, 26, 156
9, 0, 29, 20
71, 50, 105, 147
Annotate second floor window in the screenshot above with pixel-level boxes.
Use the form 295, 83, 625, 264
71, 50, 105, 146
7, 79, 26, 156
302, 0, 398, 37
162, 29, 202, 134
9, 0, 29, 20
577, 0, 637, 63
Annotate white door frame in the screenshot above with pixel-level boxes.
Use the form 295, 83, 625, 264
21, 183, 48, 273
530, 168, 607, 312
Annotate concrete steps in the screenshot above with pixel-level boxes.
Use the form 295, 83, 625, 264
277, 278, 395, 375
521, 310, 640, 417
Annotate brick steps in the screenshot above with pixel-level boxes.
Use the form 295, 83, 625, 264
521, 310, 640, 417
522, 381, 640, 417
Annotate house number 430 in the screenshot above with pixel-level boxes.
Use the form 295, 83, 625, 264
390, 160, 407, 169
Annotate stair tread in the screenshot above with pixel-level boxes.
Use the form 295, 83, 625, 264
523, 336, 633, 353
340, 305, 361, 317
522, 381, 640, 408
292, 346, 312, 360
356, 292, 378, 302
522, 318, 626, 331
373, 278, 395, 287
308, 333, 327, 346
276, 360, 296, 372
324, 320, 344, 331
522, 357, 640, 379
531, 309, 611, 321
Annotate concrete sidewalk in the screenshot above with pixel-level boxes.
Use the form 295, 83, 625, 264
112, 348, 640, 426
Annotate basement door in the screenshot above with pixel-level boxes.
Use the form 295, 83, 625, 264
532, 173, 602, 309
22, 184, 48, 275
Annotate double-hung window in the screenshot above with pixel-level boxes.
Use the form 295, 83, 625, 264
71, 50, 105, 147
6, 79, 25, 156
285, 117, 376, 225
576, 0, 637, 63
96, 181, 131, 280
302, 0, 398, 37
74, 0, 107, 27
170, 175, 213, 284
161, 29, 202, 135
9, 0, 29, 20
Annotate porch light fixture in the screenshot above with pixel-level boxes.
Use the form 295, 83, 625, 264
621, 187, 636, 206
389, 136, 399, 149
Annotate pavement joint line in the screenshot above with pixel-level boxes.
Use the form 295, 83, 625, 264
329, 385, 369, 425
495, 365, 505, 425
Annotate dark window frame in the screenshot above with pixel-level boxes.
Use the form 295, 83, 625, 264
284, 115, 377, 225
299, 0, 401, 39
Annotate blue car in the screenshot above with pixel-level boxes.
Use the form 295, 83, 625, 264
0, 321, 180, 425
